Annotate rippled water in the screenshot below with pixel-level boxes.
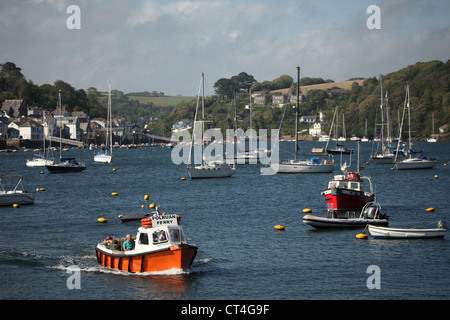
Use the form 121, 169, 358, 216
1, 141, 449, 301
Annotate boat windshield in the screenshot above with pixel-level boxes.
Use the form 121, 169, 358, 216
168, 226, 186, 244
152, 230, 168, 244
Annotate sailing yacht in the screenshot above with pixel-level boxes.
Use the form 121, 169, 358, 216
26, 113, 54, 167
277, 67, 334, 174
45, 90, 86, 173
427, 113, 437, 142
187, 73, 236, 179
371, 78, 398, 164
395, 83, 436, 170
325, 106, 353, 155
94, 81, 113, 163
234, 92, 271, 163
361, 119, 369, 142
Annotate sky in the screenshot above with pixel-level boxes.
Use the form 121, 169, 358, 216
1, 0, 449, 96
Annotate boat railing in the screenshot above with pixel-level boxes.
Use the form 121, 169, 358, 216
325, 209, 361, 219
359, 201, 382, 219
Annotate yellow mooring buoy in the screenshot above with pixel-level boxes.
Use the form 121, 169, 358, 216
111, 192, 118, 196
356, 233, 368, 239
274, 225, 285, 231
434, 175, 438, 179
302, 208, 312, 213
181, 177, 186, 181
144, 194, 149, 200
425, 207, 435, 212
97, 218, 108, 223
12, 203, 20, 208
149, 203, 156, 208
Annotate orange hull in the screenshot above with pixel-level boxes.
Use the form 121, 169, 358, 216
95, 244, 197, 273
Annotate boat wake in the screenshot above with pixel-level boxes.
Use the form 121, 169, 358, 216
49, 255, 215, 276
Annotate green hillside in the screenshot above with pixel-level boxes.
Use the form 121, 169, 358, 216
126, 95, 195, 107
150, 60, 450, 140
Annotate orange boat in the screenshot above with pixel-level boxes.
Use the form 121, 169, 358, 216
95, 213, 197, 273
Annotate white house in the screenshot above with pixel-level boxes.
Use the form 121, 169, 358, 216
8, 120, 43, 141
309, 122, 323, 137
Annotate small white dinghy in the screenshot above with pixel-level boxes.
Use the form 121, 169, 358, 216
368, 221, 447, 239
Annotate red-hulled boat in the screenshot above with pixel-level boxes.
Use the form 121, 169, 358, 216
321, 171, 375, 212
95, 213, 197, 273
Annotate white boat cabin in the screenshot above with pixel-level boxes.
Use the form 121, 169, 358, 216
327, 172, 368, 192
100, 214, 189, 254
135, 214, 188, 251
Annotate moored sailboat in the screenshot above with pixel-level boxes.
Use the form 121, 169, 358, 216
26, 113, 54, 167
0, 174, 34, 206
45, 90, 86, 173
94, 81, 113, 163
276, 66, 334, 173
187, 73, 235, 179
395, 83, 436, 170
325, 106, 353, 155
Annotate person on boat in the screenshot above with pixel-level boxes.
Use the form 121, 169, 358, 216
102, 236, 113, 246
123, 234, 134, 251
110, 239, 120, 250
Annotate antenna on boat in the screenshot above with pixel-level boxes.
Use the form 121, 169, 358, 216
357, 140, 360, 174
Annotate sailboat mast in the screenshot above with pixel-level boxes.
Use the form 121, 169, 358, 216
58, 90, 62, 160
407, 83, 412, 152
380, 76, 384, 150
108, 81, 113, 155
201, 72, 205, 165
295, 66, 300, 160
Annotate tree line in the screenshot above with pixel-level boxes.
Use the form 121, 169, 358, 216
0, 62, 169, 125
3, 60, 449, 139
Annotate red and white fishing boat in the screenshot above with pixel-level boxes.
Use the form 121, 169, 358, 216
95, 212, 197, 273
321, 170, 375, 212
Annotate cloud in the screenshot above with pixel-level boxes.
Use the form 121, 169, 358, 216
1, 0, 449, 96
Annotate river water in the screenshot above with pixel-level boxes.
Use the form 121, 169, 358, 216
1, 140, 449, 303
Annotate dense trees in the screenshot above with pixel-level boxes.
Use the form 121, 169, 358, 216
0, 61, 165, 125
213, 72, 256, 99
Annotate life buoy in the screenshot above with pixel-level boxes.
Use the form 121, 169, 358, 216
141, 217, 152, 228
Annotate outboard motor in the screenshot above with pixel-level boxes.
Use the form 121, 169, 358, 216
437, 220, 447, 229
364, 205, 378, 219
